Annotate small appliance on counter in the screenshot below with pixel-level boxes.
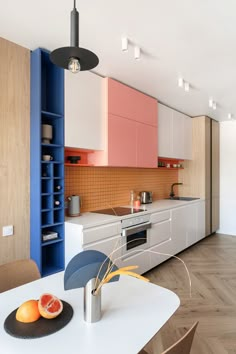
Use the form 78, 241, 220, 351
139, 191, 153, 204
67, 195, 81, 216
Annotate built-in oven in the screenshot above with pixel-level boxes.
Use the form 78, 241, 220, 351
121, 214, 151, 259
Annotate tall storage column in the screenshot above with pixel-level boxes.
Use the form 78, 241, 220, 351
30, 48, 65, 276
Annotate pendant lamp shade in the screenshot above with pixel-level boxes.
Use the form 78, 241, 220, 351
50, 0, 99, 73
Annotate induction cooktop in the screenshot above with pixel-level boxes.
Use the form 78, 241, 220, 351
91, 206, 144, 216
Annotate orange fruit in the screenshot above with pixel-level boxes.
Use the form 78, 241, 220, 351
38, 293, 63, 319
16, 300, 41, 323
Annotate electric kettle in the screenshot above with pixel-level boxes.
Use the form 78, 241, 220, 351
139, 191, 153, 204
67, 195, 81, 216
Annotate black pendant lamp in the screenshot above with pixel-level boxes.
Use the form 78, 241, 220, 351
50, 0, 99, 73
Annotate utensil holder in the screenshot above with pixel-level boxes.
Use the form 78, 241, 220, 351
84, 278, 101, 323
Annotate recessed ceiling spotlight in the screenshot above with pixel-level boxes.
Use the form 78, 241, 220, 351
122, 37, 128, 52
184, 82, 190, 92
178, 77, 184, 88
134, 46, 141, 60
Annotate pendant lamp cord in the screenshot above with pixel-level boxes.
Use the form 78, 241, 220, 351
74, 0, 76, 9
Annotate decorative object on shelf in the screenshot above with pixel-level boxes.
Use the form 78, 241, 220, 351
67, 155, 81, 164
50, 0, 99, 73
42, 155, 53, 161
41, 124, 53, 144
64, 250, 148, 323
42, 231, 58, 242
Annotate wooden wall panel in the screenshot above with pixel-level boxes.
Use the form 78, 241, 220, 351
65, 166, 179, 212
0, 37, 30, 265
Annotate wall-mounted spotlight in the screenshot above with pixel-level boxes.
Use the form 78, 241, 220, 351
122, 37, 128, 52
134, 46, 141, 60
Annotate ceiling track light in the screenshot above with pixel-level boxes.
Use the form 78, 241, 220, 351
122, 37, 128, 52
178, 77, 184, 88
209, 98, 213, 108
228, 113, 232, 120
212, 101, 217, 110
184, 82, 190, 92
50, 0, 99, 73
134, 46, 141, 60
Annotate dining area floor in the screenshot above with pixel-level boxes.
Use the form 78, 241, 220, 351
143, 233, 236, 354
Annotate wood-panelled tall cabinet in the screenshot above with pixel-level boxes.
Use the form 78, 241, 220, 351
179, 116, 219, 236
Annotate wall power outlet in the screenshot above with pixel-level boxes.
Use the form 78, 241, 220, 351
2, 225, 14, 237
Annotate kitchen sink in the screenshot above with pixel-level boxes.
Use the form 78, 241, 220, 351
166, 197, 200, 201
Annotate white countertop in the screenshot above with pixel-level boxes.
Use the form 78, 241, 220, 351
0, 272, 180, 354
65, 198, 203, 229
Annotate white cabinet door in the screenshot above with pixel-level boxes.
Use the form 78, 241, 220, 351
172, 110, 185, 159
171, 206, 188, 254
185, 204, 197, 247
120, 250, 150, 275
158, 104, 192, 160
65, 71, 104, 150
196, 200, 205, 241
158, 103, 173, 158
83, 234, 122, 269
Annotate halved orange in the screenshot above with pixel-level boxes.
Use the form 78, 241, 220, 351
16, 299, 41, 323
38, 293, 63, 319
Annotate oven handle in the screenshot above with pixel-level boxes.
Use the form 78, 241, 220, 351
122, 222, 152, 237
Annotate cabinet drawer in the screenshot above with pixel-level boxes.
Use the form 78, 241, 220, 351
150, 210, 170, 223
149, 220, 171, 247
82, 222, 121, 245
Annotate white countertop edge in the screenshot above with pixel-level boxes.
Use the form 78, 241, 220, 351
65, 198, 204, 229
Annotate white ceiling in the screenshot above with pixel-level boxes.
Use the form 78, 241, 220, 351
1, 0, 236, 121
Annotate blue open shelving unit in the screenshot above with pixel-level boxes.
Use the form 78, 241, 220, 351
30, 48, 65, 277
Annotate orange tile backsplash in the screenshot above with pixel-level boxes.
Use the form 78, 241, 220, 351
65, 166, 179, 212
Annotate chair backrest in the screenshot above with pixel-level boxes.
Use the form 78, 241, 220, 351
139, 322, 198, 354
162, 321, 198, 354
0, 259, 41, 293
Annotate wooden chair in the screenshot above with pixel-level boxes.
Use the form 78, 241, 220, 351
0, 259, 41, 293
139, 321, 198, 354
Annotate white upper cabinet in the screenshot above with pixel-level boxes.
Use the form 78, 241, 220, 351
158, 103, 173, 158
158, 103, 192, 159
65, 71, 104, 150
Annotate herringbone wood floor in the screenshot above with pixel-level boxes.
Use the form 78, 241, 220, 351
143, 233, 236, 354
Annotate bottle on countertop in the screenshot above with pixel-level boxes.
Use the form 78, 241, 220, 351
130, 190, 135, 207
134, 196, 141, 208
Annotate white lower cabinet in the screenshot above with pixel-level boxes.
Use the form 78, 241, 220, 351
83, 234, 122, 269
65, 201, 205, 274
120, 251, 150, 275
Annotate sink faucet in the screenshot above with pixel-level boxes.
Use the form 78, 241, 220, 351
170, 183, 183, 198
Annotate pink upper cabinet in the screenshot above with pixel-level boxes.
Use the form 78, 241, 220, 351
108, 114, 136, 167
107, 78, 157, 126
136, 123, 157, 168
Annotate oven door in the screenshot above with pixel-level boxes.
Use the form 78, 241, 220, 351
121, 222, 151, 259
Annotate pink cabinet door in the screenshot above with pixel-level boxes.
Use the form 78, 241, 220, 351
107, 78, 157, 126
136, 123, 157, 167
108, 114, 136, 167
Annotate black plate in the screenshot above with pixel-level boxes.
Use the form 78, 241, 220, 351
4, 300, 73, 339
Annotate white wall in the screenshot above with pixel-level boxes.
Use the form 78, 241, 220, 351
218, 121, 236, 236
